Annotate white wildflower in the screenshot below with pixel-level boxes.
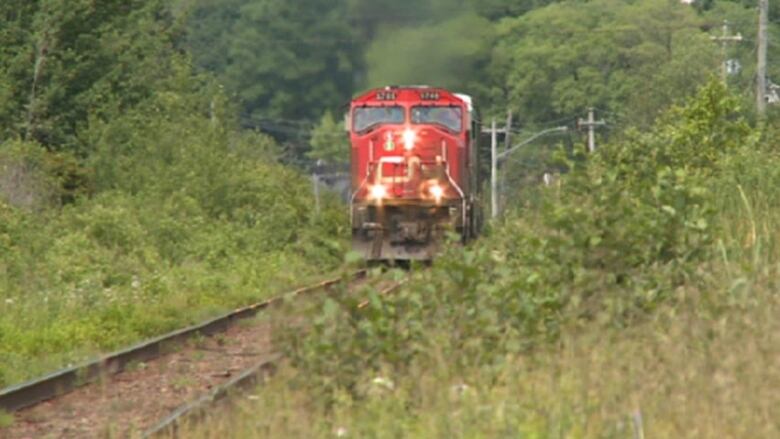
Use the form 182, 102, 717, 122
371, 377, 395, 391
335, 427, 348, 437
4, 298, 13, 305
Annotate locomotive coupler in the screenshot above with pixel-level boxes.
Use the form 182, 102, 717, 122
391, 222, 428, 244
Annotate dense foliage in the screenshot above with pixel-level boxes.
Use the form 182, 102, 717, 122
186, 0, 777, 148
3, 0, 775, 162
0, 1, 347, 387
0, 0, 186, 153
492, 0, 719, 127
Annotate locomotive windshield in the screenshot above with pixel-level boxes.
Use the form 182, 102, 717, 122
411, 106, 462, 132
353, 106, 404, 132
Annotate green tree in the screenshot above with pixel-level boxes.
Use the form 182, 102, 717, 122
307, 111, 349, 165
186, 0, 246, 74
468, 0, 555, 20
490, 0, 720, 126
0, 0, 187, 154
223, 0, 358, 122
0, 0, 37, 140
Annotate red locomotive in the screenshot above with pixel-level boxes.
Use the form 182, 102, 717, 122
348, 86, 482, 261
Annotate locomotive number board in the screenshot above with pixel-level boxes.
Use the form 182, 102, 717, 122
376, 91, 397, 101
375, 90, 442, 100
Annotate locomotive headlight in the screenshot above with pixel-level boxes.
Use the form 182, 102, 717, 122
430, 184, 444, 201
403, 129, 416, 151
369, 184, 387, 200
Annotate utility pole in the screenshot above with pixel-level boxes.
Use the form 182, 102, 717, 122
489, 119, 500, 220
501, 111, 513, 214
482, 116, 567, 219
758, 0, 769, 117
311, 174, 321, 215
578, 108, 605, 153
504, 111, 513, 153
482, 118, 508, 220
711, 20, 743, 85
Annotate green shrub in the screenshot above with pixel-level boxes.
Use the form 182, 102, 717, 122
0, 86, 348, 387
0, 141, 59, 211
0, 140, 92, 208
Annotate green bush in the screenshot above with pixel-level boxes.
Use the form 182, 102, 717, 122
0, 141, 59, 210
0, 85, 348, 387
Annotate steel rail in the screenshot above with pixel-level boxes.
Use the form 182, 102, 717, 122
143, 280, 404, 438
357, 280, 406, 309
143, 355, 282, 438
0, 271, 365, 413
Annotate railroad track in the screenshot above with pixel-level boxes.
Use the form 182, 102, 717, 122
147, 280, 404, 438
0, 270, 404, 438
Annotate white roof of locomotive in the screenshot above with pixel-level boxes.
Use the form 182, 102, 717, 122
455, 93, 474, 112
378, 85, 474, 112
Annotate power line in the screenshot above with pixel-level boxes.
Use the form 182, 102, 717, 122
499, 126, 569, 161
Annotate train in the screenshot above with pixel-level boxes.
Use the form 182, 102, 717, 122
348, 86, 483, 261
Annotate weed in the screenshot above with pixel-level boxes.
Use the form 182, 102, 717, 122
0, 410, 14, 428
125, 361, 148, 373
171, 376, 196, 392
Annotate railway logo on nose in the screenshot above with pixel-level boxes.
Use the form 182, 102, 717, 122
384, 132, 395, 151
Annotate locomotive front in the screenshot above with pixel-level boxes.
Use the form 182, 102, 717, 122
349, 86, 480, 261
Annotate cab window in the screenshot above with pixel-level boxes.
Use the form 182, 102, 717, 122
411, 106, 462, 132
353, 106, 404, 132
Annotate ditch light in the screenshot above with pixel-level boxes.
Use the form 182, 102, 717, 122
369, 184, 387, 201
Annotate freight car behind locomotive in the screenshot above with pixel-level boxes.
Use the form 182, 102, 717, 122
348, 86, 482, 261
